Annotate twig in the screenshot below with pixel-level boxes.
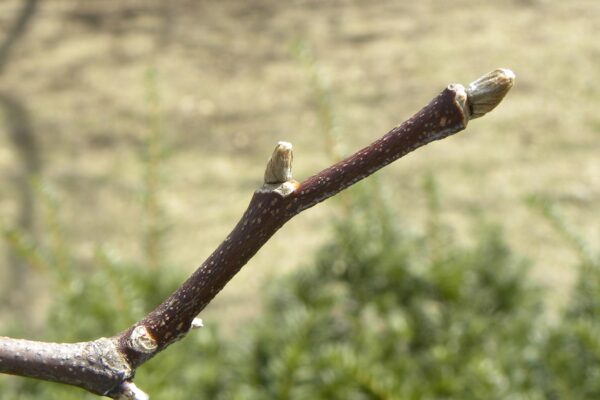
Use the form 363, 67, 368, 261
0, 69, 514, 397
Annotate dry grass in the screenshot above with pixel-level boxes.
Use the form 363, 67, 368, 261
0, 0, 598, 330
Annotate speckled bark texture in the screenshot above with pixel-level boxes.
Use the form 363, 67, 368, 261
291, 84, 470, 213
0, 69, 514, 398
0, 336, 131, 395
128, 83, 471, 364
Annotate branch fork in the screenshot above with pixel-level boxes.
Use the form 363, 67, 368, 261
0, 69, 514, 398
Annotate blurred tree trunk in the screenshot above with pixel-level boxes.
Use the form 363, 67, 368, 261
0, 0, 42, 315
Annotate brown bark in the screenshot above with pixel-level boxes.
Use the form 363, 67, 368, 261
0, 69, 514, 399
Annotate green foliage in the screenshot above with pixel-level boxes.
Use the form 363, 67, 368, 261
528, 197, 600, 399
228, 181, 545, 399
2, 168, 600, 399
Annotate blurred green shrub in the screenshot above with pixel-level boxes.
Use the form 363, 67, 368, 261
529, 197, 600, 399
2, 174, 599, 399
228, 181, 545, 400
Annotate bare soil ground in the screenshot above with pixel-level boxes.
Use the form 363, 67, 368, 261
0, 0, 598, 331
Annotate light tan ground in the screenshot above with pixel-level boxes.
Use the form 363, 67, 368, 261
0, 0, 598, 333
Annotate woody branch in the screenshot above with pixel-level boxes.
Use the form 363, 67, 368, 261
0, 69, 515, 399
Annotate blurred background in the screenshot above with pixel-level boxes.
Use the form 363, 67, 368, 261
0, 0, 598, 398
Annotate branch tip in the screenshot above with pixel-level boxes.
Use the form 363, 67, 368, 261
466, 68, 515, 119
264, 141, 293, 184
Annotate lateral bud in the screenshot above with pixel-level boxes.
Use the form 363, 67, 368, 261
191, 318, 204, 329
128, 326, 158, 354
112, 381, 149, 400
264, 141, 293, 184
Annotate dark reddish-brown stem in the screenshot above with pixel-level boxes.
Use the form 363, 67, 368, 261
124, 84, 470, 363
0, 69, 514, 398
